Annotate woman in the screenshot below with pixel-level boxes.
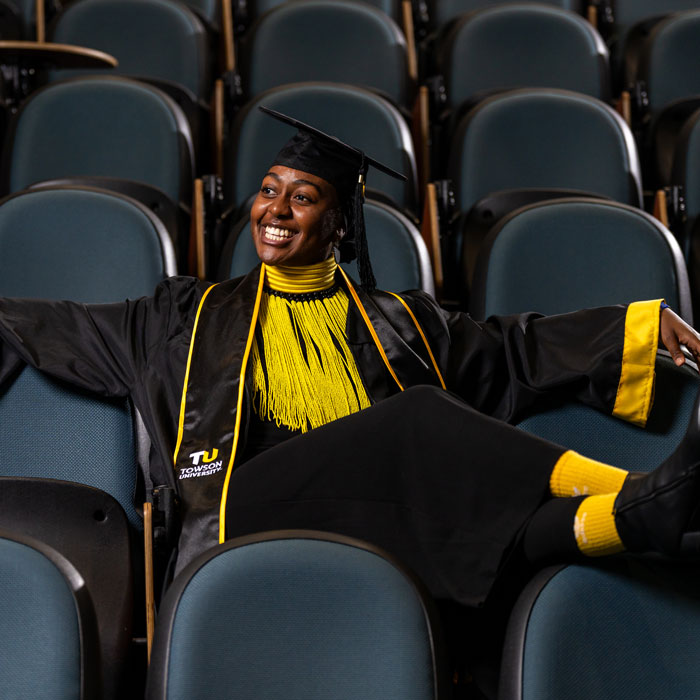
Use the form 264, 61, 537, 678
2, 108, 700, 607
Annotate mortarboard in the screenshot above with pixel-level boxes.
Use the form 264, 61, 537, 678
260, 105, 406, 291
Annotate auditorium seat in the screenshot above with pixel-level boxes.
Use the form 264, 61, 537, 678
47, 0, 212, 170
427, 0, 580, 33
244, 0, 401, 24
216, 198, 435, 295
517, 351, 699, 472
1, 76, 195, 267
441, 88, 642, 300
146, 530, 447, 700
0, 529, 100, 700
468, 197, 690, 322
665, 106, 700, 313
0, 183, 179, 698
238, 0, 412, 107
226, 83, 419, 220
499, 558, 700, 700
598, 0, 700, 92
447, 89, 642, 213
0, 185, 176, 300
433, 4, 610, 109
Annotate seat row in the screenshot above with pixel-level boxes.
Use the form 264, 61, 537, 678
3, 349, 700, 699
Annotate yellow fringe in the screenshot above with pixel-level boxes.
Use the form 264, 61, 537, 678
252, 287, 371, 432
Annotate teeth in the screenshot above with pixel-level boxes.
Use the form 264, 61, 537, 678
265, 226, 295, 241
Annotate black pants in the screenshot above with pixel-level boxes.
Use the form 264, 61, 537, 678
226, 385, 567, 607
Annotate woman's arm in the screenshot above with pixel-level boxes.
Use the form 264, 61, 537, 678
0, 277, 204, 396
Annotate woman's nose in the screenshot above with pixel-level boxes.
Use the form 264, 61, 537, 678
269, 195, 291, 217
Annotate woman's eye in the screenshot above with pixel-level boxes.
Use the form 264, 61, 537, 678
294, 193, 312, 203
260, 185, 275, 195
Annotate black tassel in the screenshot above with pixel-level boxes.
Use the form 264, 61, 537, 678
353, 161, 376, 292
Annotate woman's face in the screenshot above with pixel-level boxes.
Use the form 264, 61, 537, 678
250, 165, 342, 267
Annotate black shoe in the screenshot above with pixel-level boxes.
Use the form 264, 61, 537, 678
614, 389, 700, 555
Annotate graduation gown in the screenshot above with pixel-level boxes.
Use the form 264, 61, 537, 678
0, 265, 661, 604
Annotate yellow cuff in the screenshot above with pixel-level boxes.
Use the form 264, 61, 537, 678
612, 300, 661, 427
574, 493, 625, 557
550, 450, 628, 498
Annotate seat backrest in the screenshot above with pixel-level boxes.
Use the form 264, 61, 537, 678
636, 10, 700, 119
217, 198, 435, 294
228, 82, 418, 214
0, 479, 134, 700
147, 530, 445, 700
469, 197, 691, 322
517, 352, 700, 473
672, 106, 700, 228
448, 88, 643, 213
48, 0, 211, 100
437, 4, 609, 107
605, 0, 700, 87
0, 529, 99, 700
499, 559, 700, 700
0, 186, 176, 300
2, 76, 194, 207
429, 0, 580, 32
241, 0, 410, 106
248, 0, 400, 23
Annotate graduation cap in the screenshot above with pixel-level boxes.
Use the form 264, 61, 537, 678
260, 105, 406, 291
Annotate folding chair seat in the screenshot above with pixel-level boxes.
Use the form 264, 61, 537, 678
0, 529, 100, 700
238, 0, 412, 107
0, 185, 176, 301
146, 530, 447, 700
443, 88, 642, 300
1, 76, 195, 267
216, 197, 435, 295
499, 558, 700, 700
468, 197, 690, 322
47, 0, 212, 168
434, 4, 610, 110
226, 83, 419, 220
427, 0, 580, 33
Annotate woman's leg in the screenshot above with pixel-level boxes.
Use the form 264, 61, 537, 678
226, 385, 566, 606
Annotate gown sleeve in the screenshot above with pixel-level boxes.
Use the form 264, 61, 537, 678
401, 293, 663, 427
0, 276, 203, 397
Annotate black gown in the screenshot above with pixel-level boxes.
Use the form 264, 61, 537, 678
0, 265, 661, 606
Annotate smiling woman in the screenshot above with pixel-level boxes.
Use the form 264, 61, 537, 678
1, 109, 700, 692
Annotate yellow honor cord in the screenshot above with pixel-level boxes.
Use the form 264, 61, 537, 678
218, 267, 266, 543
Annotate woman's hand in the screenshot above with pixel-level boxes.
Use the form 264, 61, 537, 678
660, 307, 700, 367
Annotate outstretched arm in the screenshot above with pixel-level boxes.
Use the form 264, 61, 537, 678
660, 307, 700, 368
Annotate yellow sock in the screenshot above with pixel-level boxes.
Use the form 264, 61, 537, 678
550, 450, 629, 498
574, 493, 625, 556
